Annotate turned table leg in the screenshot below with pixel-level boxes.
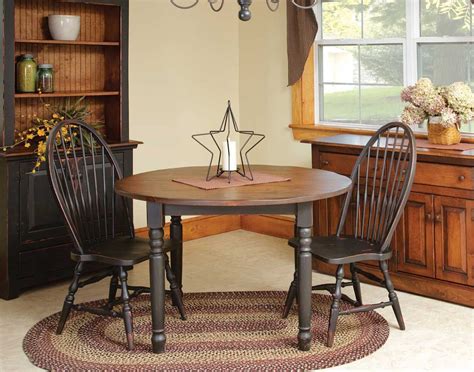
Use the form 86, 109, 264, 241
296, 202, 313, 351
170, 216, 183, 300
147, 202, 166, 353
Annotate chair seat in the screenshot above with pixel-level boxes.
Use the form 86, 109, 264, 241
71, 237, 177, 266
288, 235, 392, 264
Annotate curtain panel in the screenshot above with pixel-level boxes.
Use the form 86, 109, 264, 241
286, 0, 318, 86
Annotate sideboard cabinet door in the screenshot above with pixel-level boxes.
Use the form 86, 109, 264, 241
397, 193, 435, 278
18, 152, 126, 251
434, 196, 474, 285
19, 162, 69, 250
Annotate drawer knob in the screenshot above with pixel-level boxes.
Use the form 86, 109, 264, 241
458, 175, 465, 181
426, 213, 432, 221
435, 214, 442, 222
321, 160, 329, 166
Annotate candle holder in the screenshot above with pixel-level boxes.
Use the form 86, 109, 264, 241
192, 100, 265, 183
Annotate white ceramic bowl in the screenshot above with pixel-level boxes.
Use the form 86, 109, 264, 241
48, 15, 81, 41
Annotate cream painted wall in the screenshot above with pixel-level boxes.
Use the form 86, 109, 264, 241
129, 1, 240, 227
129, 2, 309, 227
238, 2, 311, 168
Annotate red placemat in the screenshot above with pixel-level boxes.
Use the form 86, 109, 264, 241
173, 171, 290, 190
415, 139, 474, 151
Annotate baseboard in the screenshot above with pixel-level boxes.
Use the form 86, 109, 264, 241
135, 215, 241, 241
241, 215, 294, 239
135, 214, 294, 241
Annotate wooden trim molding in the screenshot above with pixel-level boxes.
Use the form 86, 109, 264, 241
291, 45, 315, 128
291, 123, 474, 143
289, 124, 378, 141
241, 215, 294, 239
135, 215, 241, 241
135, 215, 294, 241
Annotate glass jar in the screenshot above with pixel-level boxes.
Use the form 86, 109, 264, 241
16, 54, 37, 93
37, 64, 54, 93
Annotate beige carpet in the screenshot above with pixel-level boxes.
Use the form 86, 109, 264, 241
1, 230, 473, 371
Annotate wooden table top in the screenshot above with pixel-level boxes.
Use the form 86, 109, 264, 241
115, 165, 352, 207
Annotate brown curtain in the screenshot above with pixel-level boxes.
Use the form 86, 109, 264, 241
286, 0, 318, 86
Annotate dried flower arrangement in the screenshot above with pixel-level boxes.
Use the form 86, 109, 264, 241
401, 78, 474, 128
2, 97, 104, 173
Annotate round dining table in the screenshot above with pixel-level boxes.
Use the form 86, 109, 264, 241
115, 165, 352, 353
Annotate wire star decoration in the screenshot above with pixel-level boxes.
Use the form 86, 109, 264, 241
192, 100, 265, 183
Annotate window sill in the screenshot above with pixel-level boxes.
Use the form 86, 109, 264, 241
289, 123, 474, 144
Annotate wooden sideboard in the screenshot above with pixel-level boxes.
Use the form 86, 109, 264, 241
306, 134, 474, 308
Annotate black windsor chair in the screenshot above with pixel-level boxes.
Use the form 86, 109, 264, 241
46, 119, 186, 350
282, 122, 417, 347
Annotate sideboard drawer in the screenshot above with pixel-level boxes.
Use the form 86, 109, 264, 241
414, 162, 474, 190
319, 152, 474, 190
319, 153, 356, 175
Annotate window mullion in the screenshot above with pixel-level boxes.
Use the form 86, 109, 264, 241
358, 45, 362, 124
405, 0, 419, 85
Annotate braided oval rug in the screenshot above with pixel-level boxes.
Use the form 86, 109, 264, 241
23, 291, 389, 371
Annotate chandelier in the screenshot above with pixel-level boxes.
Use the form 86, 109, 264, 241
170, 0, 318, 21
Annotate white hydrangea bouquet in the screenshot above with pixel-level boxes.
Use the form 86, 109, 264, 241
400, 78, 474, 145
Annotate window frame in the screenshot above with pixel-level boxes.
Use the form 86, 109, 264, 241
313, 0, 473, 131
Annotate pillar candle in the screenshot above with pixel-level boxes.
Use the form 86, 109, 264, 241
222, 140, 237, 171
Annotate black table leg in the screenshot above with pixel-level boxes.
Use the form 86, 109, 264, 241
282, 221, 299, 318
147, 202, 166, 353
296, 202, 313, 351
294, 221, 299, 305
170, 216, 183, 302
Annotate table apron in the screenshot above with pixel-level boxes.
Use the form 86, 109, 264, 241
163, 204, 297, 216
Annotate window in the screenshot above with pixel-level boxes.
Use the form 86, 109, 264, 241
316, 0, 474, 131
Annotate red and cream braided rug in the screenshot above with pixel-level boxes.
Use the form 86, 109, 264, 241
23, 291, 389, 371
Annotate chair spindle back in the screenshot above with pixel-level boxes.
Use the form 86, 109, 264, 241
337, 122, 417, 252
46, 120, 134, 254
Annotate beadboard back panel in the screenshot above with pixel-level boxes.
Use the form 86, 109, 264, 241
14, 0, 120, 42
13, 0, 122, 141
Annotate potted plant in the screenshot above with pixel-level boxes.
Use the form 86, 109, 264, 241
2, 97, 104, 173
400, 78, 474, 145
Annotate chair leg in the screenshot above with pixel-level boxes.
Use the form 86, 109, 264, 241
282, 271, 297, 318
56, 262, 83, 335
165, 255, 186, 320
107, 270, 119, 308
118, 267, 134, 350
327, 264, 344, 347
380, 260, 405, 330
350, 263, 362, 306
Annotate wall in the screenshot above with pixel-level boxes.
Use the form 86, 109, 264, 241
129, 1, 240, 227
129, 2, 309, 227
238, 2, 311, 168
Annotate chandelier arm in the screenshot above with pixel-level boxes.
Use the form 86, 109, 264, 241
170, 0, 200, 10
291, 0, 318, 10
209, 0, 224, 12
265, 0, 279, 12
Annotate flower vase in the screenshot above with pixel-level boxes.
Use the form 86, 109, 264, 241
427, 116, 461, 145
